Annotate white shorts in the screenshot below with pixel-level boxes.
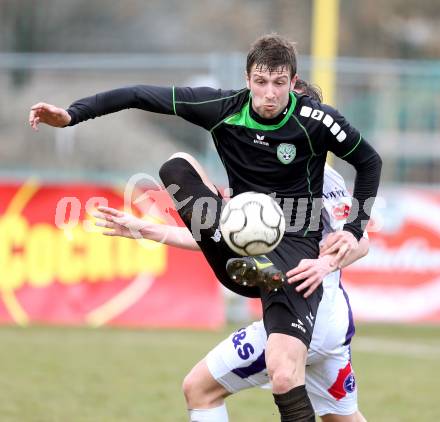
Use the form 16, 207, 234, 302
206, 273, 358, 416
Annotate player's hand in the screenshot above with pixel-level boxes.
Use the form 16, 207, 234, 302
319, 231, 358, 268
286, 256, 336, 298
29, 102, 71, 130
93, 206, 150, 239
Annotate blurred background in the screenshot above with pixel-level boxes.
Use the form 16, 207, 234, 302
2, 0, 440, 182
0, 1, 439, 421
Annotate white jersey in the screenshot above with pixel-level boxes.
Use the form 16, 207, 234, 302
309, 163, 356, 361
206, 165, 361, 416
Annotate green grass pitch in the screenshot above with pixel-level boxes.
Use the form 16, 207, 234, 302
0, 323, 439, 421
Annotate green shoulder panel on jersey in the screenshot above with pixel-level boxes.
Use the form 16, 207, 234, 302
223, 92, 297, 131
173, 87, 247, 130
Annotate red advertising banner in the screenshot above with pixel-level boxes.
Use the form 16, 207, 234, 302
343, 188, 440, 323
2, 182, 438, 326
0, 181, 225, 328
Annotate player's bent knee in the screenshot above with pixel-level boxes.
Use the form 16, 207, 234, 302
159, 154, 218, 200
182, 364, 229, 408
270, 368, 298, 393
182, 372, 197, 404
266, 332, 307, 393
164, 152, 218, 196
267, 355, 304, 392
159, 155, 194, 187
267, 354, 305, 393
168, 151, 196, 163
182, 371, 210, 407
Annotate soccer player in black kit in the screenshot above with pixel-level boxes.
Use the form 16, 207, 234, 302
29, 35, 381, 422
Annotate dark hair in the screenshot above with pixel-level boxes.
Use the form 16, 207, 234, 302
246, 34, 297, 78
294, 78, 323, 102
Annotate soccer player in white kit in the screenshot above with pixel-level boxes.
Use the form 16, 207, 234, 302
94, 164, 368, 422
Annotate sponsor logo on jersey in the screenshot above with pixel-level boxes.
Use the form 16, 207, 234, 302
332, 203, 351, 220
299, 106, 347, 142
253, 133, 269, 146
277, 143, 296, 164
322, 188, 348, 199
231, 327, 255, 360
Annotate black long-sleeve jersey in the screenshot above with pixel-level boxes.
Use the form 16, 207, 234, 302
67, 85, 382, 240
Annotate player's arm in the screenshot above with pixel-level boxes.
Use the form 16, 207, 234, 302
29, 102, 71, 130
338, 235, 369, 267
29, 85, 175, 129
29, 86, 231, 131
94, 206, 200, 251
318, 106, 381, 263
319, 139, 381, 264
321, 230, 369, 267
286, 236, 369, 298
95, 206, 262, 298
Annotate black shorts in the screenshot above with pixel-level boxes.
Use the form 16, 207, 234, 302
159, 157, 322, 347
263, 235, 322, 347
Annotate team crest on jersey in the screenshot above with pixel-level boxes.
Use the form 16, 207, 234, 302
328, 362, 356, 400
277, 143, 296, 164
343, 373, 356, 393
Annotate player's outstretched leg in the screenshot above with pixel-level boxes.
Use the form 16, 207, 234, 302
226, 255, 286, 291
159, 153, 262, 298
161, 152, 219, 195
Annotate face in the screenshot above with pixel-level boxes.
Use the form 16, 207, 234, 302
246, 64, 296, 119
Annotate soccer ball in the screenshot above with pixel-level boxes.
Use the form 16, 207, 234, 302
220, 192, 285, 256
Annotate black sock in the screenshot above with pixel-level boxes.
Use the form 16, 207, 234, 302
273, 385, 315, 422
